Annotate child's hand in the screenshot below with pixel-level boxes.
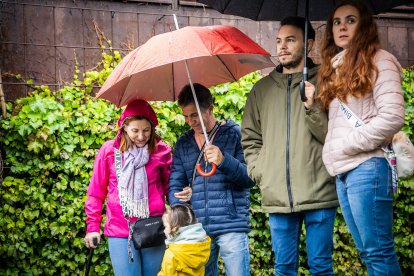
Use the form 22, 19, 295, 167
174, 186, 192, 202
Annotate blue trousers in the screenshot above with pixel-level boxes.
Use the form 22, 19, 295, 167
269, 207, 337, 276
336, 157, 401, 275
205, 232, 250, 276
108, 237, 165, 276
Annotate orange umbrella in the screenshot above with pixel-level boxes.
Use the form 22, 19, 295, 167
97, 23, 274, 176
96, 25, 274, 107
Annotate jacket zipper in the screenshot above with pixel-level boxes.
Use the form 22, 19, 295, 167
286, 74, 294, 212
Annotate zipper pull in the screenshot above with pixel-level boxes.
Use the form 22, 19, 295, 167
287, 74, 292, 87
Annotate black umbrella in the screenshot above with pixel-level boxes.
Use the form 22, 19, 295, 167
196, 0, 411, 21
197, 0, 412, 101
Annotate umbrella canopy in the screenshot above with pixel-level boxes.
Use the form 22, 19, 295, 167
197, 0, 412, 21
96, 25, 275, 107
197, 0, 412, 101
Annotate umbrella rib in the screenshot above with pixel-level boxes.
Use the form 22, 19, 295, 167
120, 75, 133, 106
216, 55, 237, 81
255, 0, 266, 21
296, 0, 300, 17
223, 0, 232, 13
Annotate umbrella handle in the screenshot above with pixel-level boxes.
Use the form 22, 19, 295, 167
299, 80, 307, 102
196, 163, 217, 177
85, 237, 98, 276
300, 66, 308, 102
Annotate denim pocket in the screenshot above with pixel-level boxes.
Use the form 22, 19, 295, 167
375, 158, 393, 198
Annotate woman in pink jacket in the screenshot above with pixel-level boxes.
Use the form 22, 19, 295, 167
305, 1, 405, 275
84, 99, 172, 276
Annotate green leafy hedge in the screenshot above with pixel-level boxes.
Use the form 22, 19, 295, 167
0, 48, 413, 275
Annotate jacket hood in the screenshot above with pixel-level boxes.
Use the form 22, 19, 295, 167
167, 236, 211, 270
114, 99, 158, 149
166, 223, 207, 245
222, 119, 238, 129
182, 119, 239, 139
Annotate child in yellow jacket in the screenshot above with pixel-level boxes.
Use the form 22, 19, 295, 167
158, 204, 211, 276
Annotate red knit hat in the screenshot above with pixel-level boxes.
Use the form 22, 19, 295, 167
113, 99, 158, 149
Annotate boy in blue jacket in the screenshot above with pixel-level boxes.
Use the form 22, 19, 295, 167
169, 83, 254, 276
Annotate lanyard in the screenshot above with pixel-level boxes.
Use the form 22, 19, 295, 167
113, 148, 135, 261
191, 121, 221, 187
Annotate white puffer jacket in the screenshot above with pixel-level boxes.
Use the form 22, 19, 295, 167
323, 49, 405, 176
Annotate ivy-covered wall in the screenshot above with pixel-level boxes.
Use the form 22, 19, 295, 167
0, 49, 413, 275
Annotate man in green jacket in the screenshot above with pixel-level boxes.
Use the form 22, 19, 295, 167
241, 17, 338, 275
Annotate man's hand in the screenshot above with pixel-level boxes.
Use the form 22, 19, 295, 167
304, 81, 316, 109
174, 186, 192, 202
204, 144, 224, 166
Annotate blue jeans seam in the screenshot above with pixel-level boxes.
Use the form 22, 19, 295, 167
337, 158, 401, 275
374, 163, 383, 260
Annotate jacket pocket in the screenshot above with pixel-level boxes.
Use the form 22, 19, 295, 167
225, 188, 237, 217
251, 148, 264, 184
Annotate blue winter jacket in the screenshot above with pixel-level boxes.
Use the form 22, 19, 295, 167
169, 120, 254, 237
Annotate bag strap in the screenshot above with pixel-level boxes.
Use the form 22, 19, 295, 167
338, 100, 392, 153
338, 100, 398, 192
114, 147, 135, 262
190, 121, 221, 187
114, 148, 122, 180
338, 100, 364, 129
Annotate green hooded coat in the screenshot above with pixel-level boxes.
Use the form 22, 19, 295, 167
241, 60, 338, 213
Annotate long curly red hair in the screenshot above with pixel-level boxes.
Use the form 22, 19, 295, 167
318, 0, 380, 109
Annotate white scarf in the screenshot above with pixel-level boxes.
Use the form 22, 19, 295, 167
332, 49, 347, 69
118, 145, 150, 219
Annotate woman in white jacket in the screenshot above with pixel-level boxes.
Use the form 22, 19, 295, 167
306, 0, 404, 275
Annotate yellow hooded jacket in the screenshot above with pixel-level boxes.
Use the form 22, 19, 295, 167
158, 223, 211, 276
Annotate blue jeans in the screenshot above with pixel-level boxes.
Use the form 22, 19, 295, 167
336, 157, 401, 276
269, 207, 337, 276
205, 232, 250, 276
108, 237, 165, 276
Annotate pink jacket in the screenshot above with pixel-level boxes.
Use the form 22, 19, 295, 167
323, 49, 405, 176
85, 139, 172, 237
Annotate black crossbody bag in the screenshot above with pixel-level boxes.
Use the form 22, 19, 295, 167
114, 149, 165, 255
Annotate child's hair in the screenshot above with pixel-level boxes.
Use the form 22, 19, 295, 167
164, 204, 197, 237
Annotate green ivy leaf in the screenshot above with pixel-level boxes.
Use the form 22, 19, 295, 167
27, 140, 43, 153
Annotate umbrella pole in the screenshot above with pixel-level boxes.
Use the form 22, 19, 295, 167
173, 15, 210, 145
184, 62, 211, 145
300, 0, 309, 102
173, 14, 216, 177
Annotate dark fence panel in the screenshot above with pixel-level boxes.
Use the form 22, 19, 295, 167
1, 0, 413, 102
